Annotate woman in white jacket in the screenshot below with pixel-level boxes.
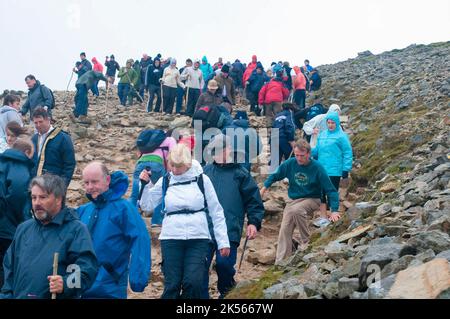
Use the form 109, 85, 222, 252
303, 104, 341, 148
140, 143, 230, 299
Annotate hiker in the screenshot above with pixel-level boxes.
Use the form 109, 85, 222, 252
0, 174, 98, 299
73, 52, 93, 78
230, 59, 245, 93
1, 122, 28, 153
145, 57, 164, 112
127, 60, 144, 106
31, 108, 76, 188
140, 144, 230, 299
195, 79, 223, 110
213, 57, 224, 71
246, 62, 270, 115
312, 112, 353, 226
20, 75, 54, 119
201, 134, 264, 299
214, 64, 236, 105
105, 55, 120, 89
258, 70, 290, 127
304, 59, 314, 73
77, 162, 151, 299
140, 54, 152, 98
176, 59, 192, 114
161, 58, 185, 114
131, 129, 176, 226
0, 95, 23, 152
303, 104, 341, 147
271, 103, 297, 165
292, 66, 307, 109
117, 59, 138, 106
260, 140, 340, 264
91, 57, 104, 97
282, 61, 293, 91
0, 137, 34, 288
181, 59, 204, 116
73, 70, 108, 119
199, 56, 214, 92
242, 55, 258, 91
309, 68, 322, 92
223, 111, 263, 172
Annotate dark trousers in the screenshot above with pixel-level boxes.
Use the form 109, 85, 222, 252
321, 176, 341, 207
248, 90, 259, 113
161, 239, 210, 299
186, 88, 201, 116
0, 238, 12, 288
74, 84, 88, 117
118, 83, 131, 106
202, 242, 238, 299
293, 89, 306, 109
278, 139, 293, 165
163, 85, 177, 114
91, 81, 99, 96
147, 84, 162, 112
176, 86, 185, 114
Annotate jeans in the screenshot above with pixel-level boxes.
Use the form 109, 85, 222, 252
0, 238, 12, 288
176, 86, 185, 114
118, 83, 131, 106
161, 239, 210, 299
91, 81, 100, 96
202, 242, 238, 299
293, 89, 306, 109
186, 88, 201, 117
163, 85, 177, 114
74, 84, 88, 117
147, 84, 162, 112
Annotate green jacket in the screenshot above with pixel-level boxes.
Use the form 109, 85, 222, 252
118, 67, 138, 85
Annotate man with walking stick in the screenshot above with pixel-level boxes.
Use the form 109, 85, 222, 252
202, 134, 264, 299
0, 174, 98, 299
181, 59, 203, 117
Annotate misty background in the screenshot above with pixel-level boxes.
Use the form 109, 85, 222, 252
0, 0, 449, 92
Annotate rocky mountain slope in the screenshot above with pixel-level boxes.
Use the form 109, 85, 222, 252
2, 41, 449, 299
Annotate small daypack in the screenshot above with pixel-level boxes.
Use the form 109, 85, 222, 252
306, 103, 326, 121
192, 105, 222, 130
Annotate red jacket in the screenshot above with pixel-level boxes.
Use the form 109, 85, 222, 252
258, 79, 290, 104
242, 55, 258, 88
92, 57, 104, 73
293, 66, 306, 90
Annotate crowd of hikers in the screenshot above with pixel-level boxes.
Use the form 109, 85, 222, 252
0, 51, 353, 299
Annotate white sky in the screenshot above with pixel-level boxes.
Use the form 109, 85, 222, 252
0, 0, 449, 91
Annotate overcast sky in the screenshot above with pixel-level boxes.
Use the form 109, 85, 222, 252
0, 0, 449, 92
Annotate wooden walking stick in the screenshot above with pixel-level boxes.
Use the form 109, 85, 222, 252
238, 236, 249, 272
51, 252, 59, 300
160, 83, 164, 114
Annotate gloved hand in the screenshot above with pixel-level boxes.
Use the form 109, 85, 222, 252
342, 171, 349, 179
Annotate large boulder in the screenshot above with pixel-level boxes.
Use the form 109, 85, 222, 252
407, 230, 450, 254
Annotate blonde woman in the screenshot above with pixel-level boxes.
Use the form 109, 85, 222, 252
140, 143, 230, 299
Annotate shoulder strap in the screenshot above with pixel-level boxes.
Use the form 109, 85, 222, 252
161, 173, 171, 213
197, 174, 208, 211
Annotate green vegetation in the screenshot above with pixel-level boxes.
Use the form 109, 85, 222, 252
226, 267, 284, 299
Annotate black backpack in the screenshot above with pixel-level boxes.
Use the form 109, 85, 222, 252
39, 85, 56, 109
136, 129, 167, 153
306, 104, 326, 121
192, 105, 222, 130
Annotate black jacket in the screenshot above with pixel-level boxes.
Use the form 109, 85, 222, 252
0, 149, 34, 240
32, 128, 76, 187
145, 60, 163, 87
203, 163, 264, 245
105, 60, 120, 77
0, 207, 98, 299
20, 81, 53, 117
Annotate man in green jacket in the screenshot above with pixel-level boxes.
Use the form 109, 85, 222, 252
117, 59, 138, 106
260, 139, 340, 264
73, 70, 108, 120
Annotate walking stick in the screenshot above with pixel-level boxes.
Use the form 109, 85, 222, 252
104, 84, 109, 115
185, 86, 190, 114
160, 83, 164, 113
51, 252, 59, 300
63, 71, 75, 105
238, 236, 249, 272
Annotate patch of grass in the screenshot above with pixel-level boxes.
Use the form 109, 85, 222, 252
225, 267, 284, 299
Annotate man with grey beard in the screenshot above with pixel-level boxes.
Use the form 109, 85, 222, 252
0, 174, 98, 299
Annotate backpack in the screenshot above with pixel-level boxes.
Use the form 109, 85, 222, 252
306, 104, 326, 121
39, 85, 56, 109
192, 105, 222, 130
136, 129, 167, 154
161, 173, 208, 216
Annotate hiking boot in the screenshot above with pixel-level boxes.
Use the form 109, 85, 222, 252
313, 217, 331, 228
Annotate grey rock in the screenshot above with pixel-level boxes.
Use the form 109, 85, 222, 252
376, 203, 392, 216
263, 278, 307, 299
407, 230, 450, 254
322, 282, 339, 299
436, 249, 450, 262
342, 258, 362, 277
355, 202, 378, 218
381, 255, 415, 279
338, 277, 360, 299
368, 274, 397, 299
324, 241, 354, 262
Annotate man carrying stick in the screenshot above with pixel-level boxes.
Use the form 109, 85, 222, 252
0, 174, 98, 299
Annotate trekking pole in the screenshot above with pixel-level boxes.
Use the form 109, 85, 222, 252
51, 252, 59, 300
160, 83, 164, 114
104, 83, 109, 115
238, 236, 249, 272
63, 71, 75, 105
185, 86, 190, 114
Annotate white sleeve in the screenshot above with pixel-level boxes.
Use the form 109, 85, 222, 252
202, 175, 230, 250
290, 69, 296, 77
139, 177, 163, 212
303, 115, 322, 135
